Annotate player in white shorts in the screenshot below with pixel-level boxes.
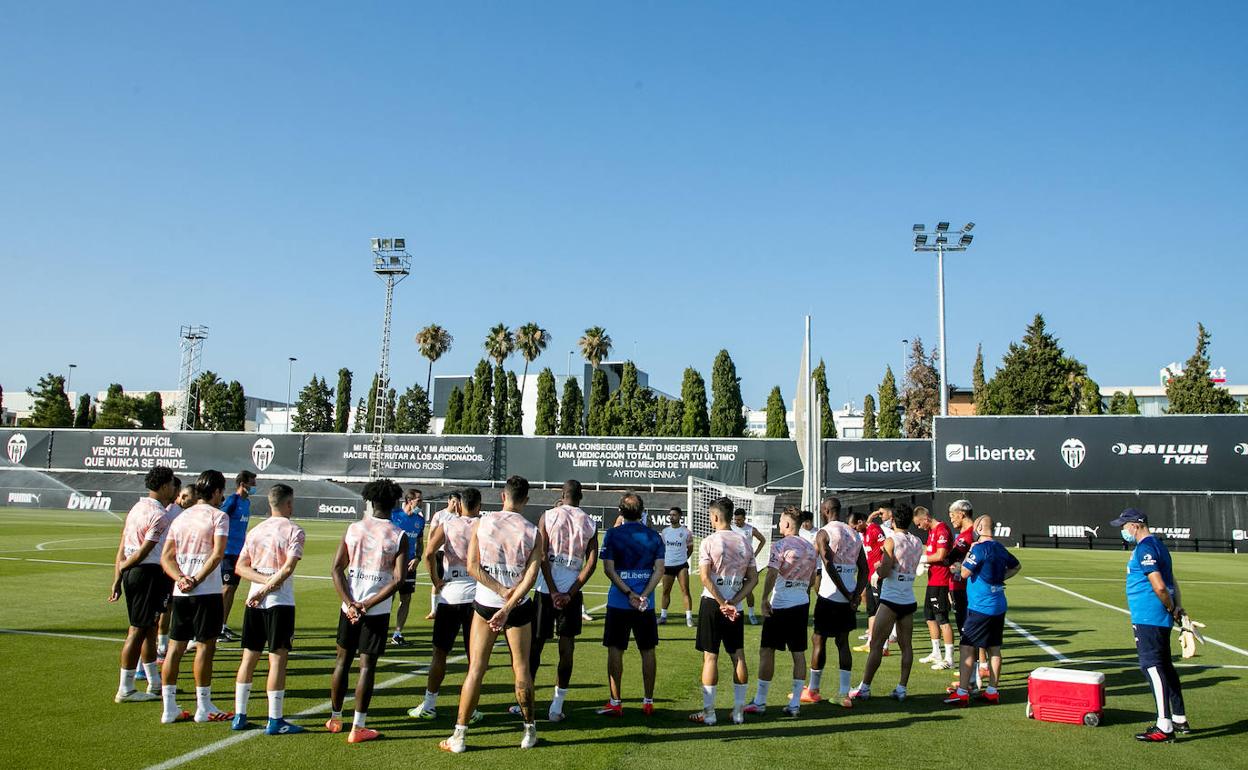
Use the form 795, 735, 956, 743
731, 508, 766, 624
328, 479, 408, 743
745, 508, 817, 717
424, 491, 462, 619
658, 507, 694, 627
230, 483, 305, 735
441, 476, 544, 754
851, 504, 923, 703
803, 496, 867, 707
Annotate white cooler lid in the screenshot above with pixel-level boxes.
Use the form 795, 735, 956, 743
1030, 667, 1105, 685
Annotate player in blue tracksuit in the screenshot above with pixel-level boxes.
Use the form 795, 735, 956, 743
219, 471, 257, 641
390, 488, 426, 645
1112, 508, 1190, 742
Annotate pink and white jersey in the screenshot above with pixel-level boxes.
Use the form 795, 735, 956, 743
439, 515, 479, 605
699, 529, 753, 608
879, 529, 924, 605
168, 503, 229, 597
767, 535, 818, 609
166, 502, 184, 519
121, 497, 170, 567
475, 510, 539, 609
343, 516, 405, 616
817, 520, 864, 603
241, 517, 305, 608
537, 505, 596, 594
430, 507, 456, 532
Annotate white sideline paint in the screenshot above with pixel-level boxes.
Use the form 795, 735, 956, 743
1006, 619, 1071, 663
1027, 576, 1248, 659
1030, 576, 1248, 586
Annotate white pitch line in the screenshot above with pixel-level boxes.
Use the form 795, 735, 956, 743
1006, 619, 1071, 663
1026, 576, 1248, 659
0, 628, 129, 643
36, 536, 115, 551
1029, 576, 1248, 586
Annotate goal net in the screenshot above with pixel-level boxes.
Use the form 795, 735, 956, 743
686, 476, 778, 569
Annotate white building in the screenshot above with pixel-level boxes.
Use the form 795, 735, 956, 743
1100, 363, 1247, 416
743, 402, 866, 439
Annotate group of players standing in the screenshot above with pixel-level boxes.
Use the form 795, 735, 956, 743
110, 466, 1023, 753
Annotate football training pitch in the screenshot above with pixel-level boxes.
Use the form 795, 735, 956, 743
2, 507, 1246, 769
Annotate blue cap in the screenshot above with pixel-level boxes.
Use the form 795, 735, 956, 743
1110, 508, 1148, 527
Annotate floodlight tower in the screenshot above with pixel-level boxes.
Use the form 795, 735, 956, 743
176, 325, 209, 430
369, 237, 411, 478
912, 222, 975, 417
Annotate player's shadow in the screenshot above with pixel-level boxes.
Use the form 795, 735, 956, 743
1172, 717, 1248, 742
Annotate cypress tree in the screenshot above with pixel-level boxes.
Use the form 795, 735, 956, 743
607, 362, 647, 436
137, 391, 165, 429
469, 360, 492, 434
1077, 375, 1104, 415
901, 338, 940, 438
444, 387, 464, 434
292, 375, 334, 432
333, 368, 353, 432
395, 384, 432, 433
587, 368, 610, 436
877, 367, 901, 439
710, 350, 746, 437
363, 374, 380, 433
385, 387, 397, 433
506, 371, 524, 434
462, 377, 478, 433
812, 359, 836, 438
971, 343, 987, 414
27, 374, 74, 428
73, 394, 93, 428
559, 377, 585, 436
352, 396, 367, 432
226, 381, 246, 430
95, 384, 134, 429
680, 368, 710, 437
1165, 323, 1239, 413
492, 363, 508, 434
534, 369, 558, 435
1125, 391, 1141, 415
862, 394, 878, 438
764, 386, 789, 438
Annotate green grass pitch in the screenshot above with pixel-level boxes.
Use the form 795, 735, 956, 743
1, 506, 1246, 769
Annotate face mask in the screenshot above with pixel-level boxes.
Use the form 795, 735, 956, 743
1121, 528, 1134, 543
247, 486, 257, 495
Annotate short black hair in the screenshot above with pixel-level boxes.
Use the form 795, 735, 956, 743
460, 487, 482, 512
668, 506, 683, 515
893, 503, 915, 531
194, 470, 227, 502
405, 488, 422, 501
236, 471, 257, 487
448, 490, 462, 501
561, 479, 583, 505
504, 475, 529, 504
618, 492, 645, 521
799, 510, 815, 524
709, 497, 735, 521
362, 479, 403, 516
822, 496, 842, 514
145, 466, 175, 492
171, 475, 181, 488
848, 510, 867, 525
733, 507, 747, 519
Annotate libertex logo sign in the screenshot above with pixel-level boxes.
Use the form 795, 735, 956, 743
944, 443, 1036, 463
836, 455, 923, 474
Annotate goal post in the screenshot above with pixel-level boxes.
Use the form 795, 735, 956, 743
686, 475, 778, 569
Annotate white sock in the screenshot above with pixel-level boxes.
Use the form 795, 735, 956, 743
268, 690, 285, 720
550, 687, 568, 714
894, 684, 907, 696
235, 682, 251, 716
1173, 713, 1188, 725
196, 686, 213, 713
1158, 716, 1173, 733
753, 679, 770, 705
944, 643, 954, 663
423, 689, 438, 710
686, 610, 693, 620
985, 685, 997, 695
158, 634, 169, 650
701, 684, 716, 710
856, 680, 870, 693
162, 684, 178, 715
930, 639, 940, 656
808, 669, 823, 690
119, 667, 136, 694
732, 683, 747, 708
660, 609, 668, 619
353, 711, 367, 729
643, 697, 653, 705
790, 679, 804, 708
838, 670, 851, 696
143, 661, 162, 689
331, 710, 342, 720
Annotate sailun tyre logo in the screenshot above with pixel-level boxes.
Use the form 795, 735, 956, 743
1111, 442, 1209, 465
1060, 438, 1086, 469
251, 438, 276, 471
6, 434, 28, 464
1235, 443, 1248, 456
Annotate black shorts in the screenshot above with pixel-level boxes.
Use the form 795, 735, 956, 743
432, 602, 474, 654
473, 598, 536, 629
220, 554, 240, 586
695, 597, 745, 655
664, 563, 689, 577
865, 585, 881, 618
122, 564, 172, 629
602, 607, 659, 651
760, 604, 809, 652
1133, 623, 1173, 669
336, 611, 388, 657
813, 596, 857, 636
924, 585, 951, 624
961, 610, 1005, 649
535, 591, 584, 640
170, 594, 224, 643
880, 599, 918, 619
241, 605, 296, 652
951, 589, 968, 633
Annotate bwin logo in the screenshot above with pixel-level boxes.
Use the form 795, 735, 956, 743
1060, 438, 1086, 469
7, 433, 28, 464
68, 492, 113, 511
251, 438, 276, 471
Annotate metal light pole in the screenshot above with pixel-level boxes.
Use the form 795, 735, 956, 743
66, 364, 77, 397
567, 350, 573, 378
286, 357, 297, 432
369, 237, 412, 479
900, 340, 908, 378
913, 222, 975, 417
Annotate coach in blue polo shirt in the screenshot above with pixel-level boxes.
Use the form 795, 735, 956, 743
219, 470, 256, 642
1114, 507, 1190, 742
598, 492, 665, 716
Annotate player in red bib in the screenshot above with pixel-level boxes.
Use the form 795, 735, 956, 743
915, 506, 955, 670
853, 507, 891, 656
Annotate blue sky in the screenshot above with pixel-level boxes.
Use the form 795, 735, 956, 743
2, 2, 1245, 410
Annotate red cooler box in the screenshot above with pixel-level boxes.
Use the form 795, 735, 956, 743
1026, 667, 1105, 727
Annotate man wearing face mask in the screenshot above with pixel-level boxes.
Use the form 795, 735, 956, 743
220, 471, 258, 642
1112, 508, 1190, 742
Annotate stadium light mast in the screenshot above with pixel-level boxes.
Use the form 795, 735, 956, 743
286, 357, 297, 433
66, 364, 77, 399
176, 325, 209, 430
369, 237, 411, 479
912, 222, 975, 417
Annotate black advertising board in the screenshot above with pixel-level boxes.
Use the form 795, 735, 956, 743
1, 429, 54, 468
45, 430, 303, 476
300, 434, 495, 480
934, 415, 1248, 493
823, 439, 933, 491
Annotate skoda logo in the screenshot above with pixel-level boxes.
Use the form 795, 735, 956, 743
251, 438, 276, 471
6, 434, 28, 464
1060, 438, 1086, 469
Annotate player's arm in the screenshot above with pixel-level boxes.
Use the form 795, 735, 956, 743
700, 560, 727, 605
851, 546, 869, 603
189, 533, 228, 589
751, 527, 766, 556
924, 534, 949, 564
466, 528, 508, 597
508, 535, 544, 606
686, 533, 693, 560
109, 536, 128, 601
1002, 552, 1021, 582
424, 525, 447, 592
330, 537, 356, 609
567, 533, 599, 597
637, 556, 665, 608
160, 536, 180, 582
728, 561, 759, 606
761, 567, 778, 616
363, 534, 409, 613
818, 530, 854, 599
1146, 571, 1177, 616
875, 538, 896, 580
536, 518, 557, 595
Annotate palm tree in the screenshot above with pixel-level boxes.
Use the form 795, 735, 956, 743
415, 324, 454, 395
484, 323, 515, 367
578, 326, 613, 369
515, 322, 551, 388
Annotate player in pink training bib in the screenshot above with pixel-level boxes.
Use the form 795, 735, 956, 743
805, 496, 868, 707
